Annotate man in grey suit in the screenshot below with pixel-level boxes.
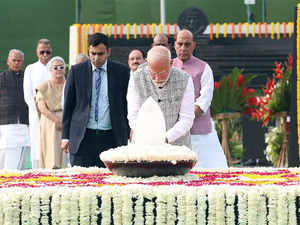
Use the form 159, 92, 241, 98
61, 33, 130, 167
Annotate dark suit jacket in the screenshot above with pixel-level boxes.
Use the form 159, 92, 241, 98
62, 59, 130, 154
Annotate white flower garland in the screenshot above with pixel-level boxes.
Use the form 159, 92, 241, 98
30, 190, 40, 225
237, 189, 247, 225
186, 187, 197, 225
121, 188, 133, 225
70, 189, 80, 225
100, 187, 111, 225
257, 191, 267, 225
156, 187, 168, 225
166, 190, 176, 225
248, 188, 259, 225
267, 188, 278, 225
197, 189, 207, 225
60, 189, 71, 225
215, 187, 226, 225
134, 193, 144, 225
51, 190, 61, 225
0, 168, 300, 225
89, 189, 99, 225
225, 188, 235, 225
176, 190, 186, 225
79, 189, 91, 225
40, 190, 50, 225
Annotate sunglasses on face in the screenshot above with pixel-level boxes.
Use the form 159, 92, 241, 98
52, 65, 65, 70
40, 50, 52, 55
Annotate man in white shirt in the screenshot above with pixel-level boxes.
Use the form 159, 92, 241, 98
23, 39, 52, 168
0, 49, 30, 170
127, 46, 195, 147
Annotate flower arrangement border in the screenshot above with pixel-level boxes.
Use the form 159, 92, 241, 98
1, 167, 300, 225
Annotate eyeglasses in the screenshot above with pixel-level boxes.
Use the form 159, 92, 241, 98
52, 65, 65, 70
90, 51, 105, 56
40, 50, 52, 55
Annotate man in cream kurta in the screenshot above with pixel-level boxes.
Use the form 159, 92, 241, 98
127, 46, 195, 147
173, 29, 227, 168
23, 39, 52, 168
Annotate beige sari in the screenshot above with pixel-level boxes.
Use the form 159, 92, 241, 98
36, 80, 66, 169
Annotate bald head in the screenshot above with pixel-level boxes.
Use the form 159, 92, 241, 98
152, 33, 170, 49
147, 46, 171, 65
174, 29, 196, 62
147, 46, 171, 87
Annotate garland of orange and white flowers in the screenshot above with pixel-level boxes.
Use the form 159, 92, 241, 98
1, 167, 300, 224
297, 3, 300, 155
69, 22, 294, 66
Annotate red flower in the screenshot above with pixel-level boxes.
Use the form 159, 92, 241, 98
241, 87, 247, 97
214, 81, 219, 89
237, 74, 244, 87
247, 88, 255, 95
247, 97, 257, 105
288, 54, 293, 69
245, 107, 254, 115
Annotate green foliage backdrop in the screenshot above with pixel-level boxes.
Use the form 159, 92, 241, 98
0, 0, 298, 71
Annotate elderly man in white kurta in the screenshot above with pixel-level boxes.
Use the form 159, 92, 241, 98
23, 39, 52, 168
173, 29, 228, 168
127, 46, 195, 147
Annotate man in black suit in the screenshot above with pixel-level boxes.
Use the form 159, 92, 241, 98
61, 33, 130, 167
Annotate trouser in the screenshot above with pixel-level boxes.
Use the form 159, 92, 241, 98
70, 129, 116, 168
1, 146, 30, 170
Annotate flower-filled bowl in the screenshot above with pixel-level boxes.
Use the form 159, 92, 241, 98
100, 144, 198, 177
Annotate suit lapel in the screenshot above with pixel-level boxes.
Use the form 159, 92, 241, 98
86, 61, 93, 104
107, 60, 114, 105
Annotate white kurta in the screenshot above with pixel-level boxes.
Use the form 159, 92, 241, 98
127, 75, 195, 143
23, 61, 51, 162
0, 124, 30, 169
191, 64, 228, 168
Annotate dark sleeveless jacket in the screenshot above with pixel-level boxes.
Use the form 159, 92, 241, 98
0, 70, 29, 125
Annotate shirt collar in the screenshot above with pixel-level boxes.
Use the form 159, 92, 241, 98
91, 60, 108, 72
175, 56, 195, 65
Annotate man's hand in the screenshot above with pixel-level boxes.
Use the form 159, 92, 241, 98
61, 140, 70, 153
194, 105, 203, 118
129, 129, 134, 143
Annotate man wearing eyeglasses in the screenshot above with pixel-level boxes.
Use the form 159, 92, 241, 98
61, 33, 130, 168
127, 46, 195, 147
23, 39, 52, 169
173, 29, 227, 168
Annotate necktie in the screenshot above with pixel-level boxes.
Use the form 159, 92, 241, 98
95, 67, 102, 122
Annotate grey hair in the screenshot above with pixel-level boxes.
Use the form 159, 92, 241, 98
49, 56, 65, 67
37, 38, 51, 47
8, 49, 24, 59
76, 53, 89, 63
76, 53, 88, 60
147, 46, 171, 64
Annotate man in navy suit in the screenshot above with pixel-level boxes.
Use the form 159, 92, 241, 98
61, 33, 130, 167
